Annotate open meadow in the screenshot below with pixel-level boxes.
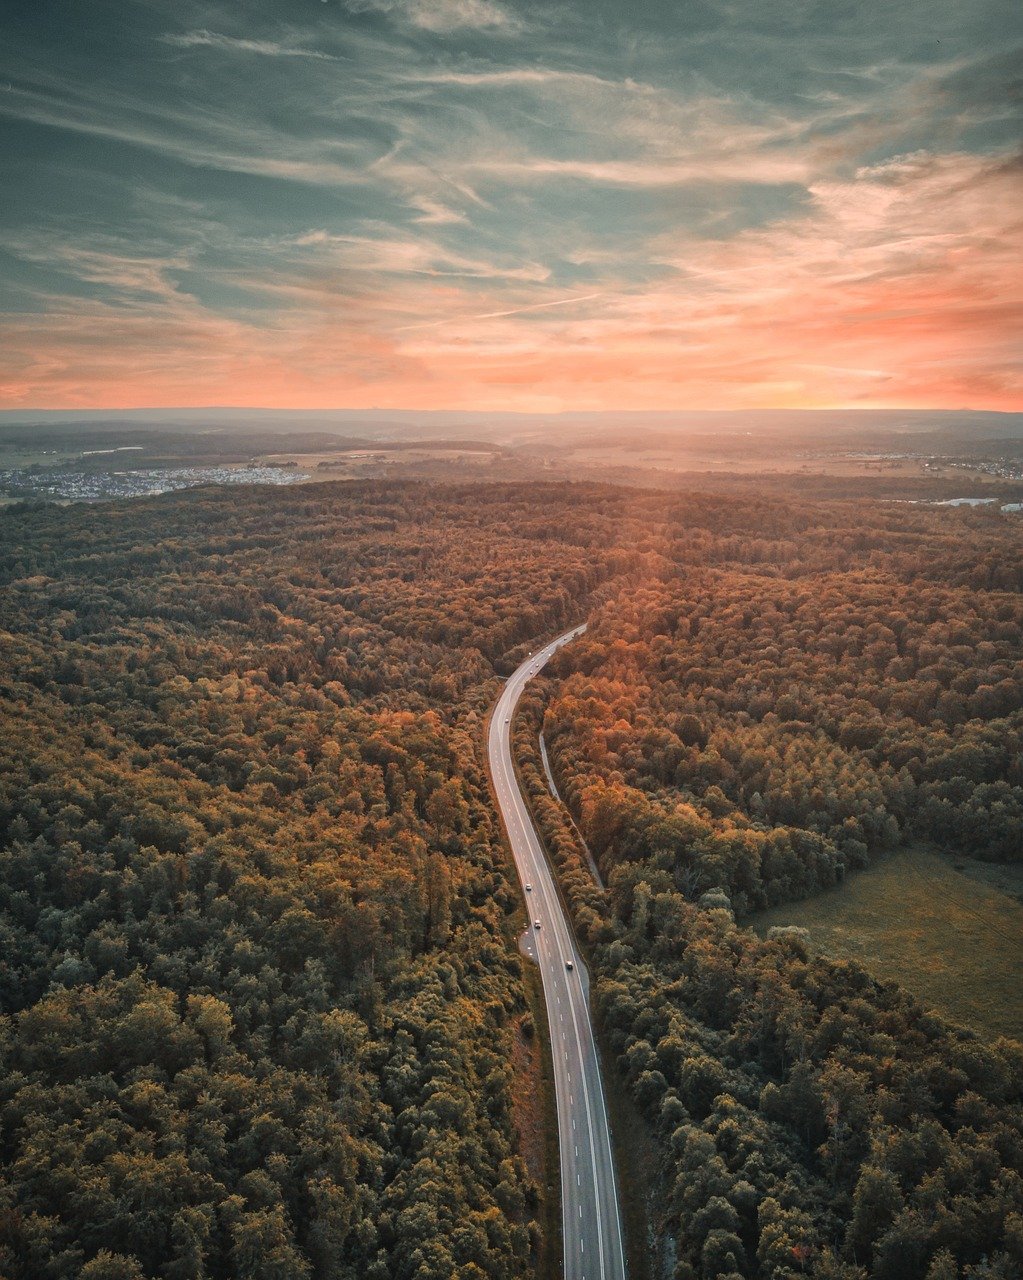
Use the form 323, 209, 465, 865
752, 847, 1023, 1041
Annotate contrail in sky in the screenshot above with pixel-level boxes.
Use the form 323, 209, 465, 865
398, 292, 603, 332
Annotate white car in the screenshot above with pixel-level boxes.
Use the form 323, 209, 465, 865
534, 919, 541, 930
525, 883, 532, 891
566, 961, 574, 970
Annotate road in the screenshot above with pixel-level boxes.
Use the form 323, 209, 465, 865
488, 624, 627, 1280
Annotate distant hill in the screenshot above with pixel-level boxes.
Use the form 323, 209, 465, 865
2, 407, 1021, 447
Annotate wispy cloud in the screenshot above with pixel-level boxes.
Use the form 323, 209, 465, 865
0, 80, 368, 187
409, 66, 626, 89
159, 30, 346, 61
1, 236, 193, 305
344, 0, 523, 34
397, 291, 603, 329
292, 228, 550, 280
469, 153, 810, 187
409, 197, 470, 225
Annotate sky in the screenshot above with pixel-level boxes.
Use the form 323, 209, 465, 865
0, 0, 1020, 412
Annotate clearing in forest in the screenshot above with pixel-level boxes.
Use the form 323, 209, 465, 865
751, 846, 1023, 1042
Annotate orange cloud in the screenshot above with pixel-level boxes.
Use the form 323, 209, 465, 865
2, 151, 1019, 412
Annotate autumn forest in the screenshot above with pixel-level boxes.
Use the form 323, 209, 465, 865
1, 479, 1021, 1280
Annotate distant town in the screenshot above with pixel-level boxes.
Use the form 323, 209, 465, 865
0, 464, 307, 502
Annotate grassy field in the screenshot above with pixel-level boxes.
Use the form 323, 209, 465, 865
751, 847, 1023, 1042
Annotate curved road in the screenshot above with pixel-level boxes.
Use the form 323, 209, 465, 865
489, 625, 626, 1280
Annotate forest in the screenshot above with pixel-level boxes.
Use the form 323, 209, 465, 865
518, 490, 1023, 1279
0, 478, 1021, 1280
0, 481, 656, 1280
544, 567, 1023, 915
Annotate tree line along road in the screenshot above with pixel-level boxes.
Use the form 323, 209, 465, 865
488, 625, 627, 1280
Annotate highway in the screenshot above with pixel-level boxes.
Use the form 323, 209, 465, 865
488, 625, 627, 1280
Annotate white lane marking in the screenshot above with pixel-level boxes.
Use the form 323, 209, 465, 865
560, 924, 610, 1275
582, 991, 628, 1279
495, 627, 623, 1278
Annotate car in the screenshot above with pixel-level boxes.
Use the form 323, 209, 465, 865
566, 961, 574, 970
534, 919, 541, 929
504, 716, 510, 723
525, 883, 532, 891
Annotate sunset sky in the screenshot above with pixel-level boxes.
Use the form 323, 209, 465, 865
1, 0, 1020, 412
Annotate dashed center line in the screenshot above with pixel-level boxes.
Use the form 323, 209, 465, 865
490, 625, 623, 1280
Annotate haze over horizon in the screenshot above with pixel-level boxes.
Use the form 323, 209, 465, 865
2, 0, 1021, 414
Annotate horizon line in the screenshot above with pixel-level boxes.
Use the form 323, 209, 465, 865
1, 405, 1018, 418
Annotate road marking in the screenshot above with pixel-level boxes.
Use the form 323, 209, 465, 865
491, 624, 624, 1280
